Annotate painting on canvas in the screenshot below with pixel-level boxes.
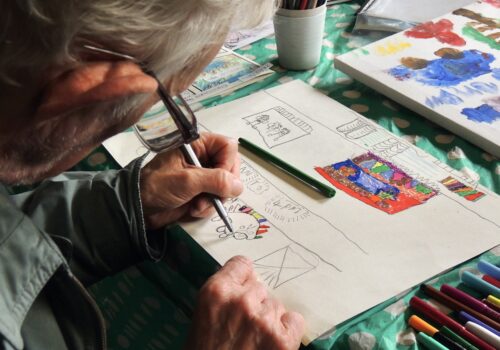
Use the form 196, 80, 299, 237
334, 1, 500, 156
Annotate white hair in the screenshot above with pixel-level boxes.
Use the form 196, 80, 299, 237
0, 0, 278, 84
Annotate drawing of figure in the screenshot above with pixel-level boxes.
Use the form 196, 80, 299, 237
248, 114, 270, 127
389, 48, 495, 87
213, 204, 269, 240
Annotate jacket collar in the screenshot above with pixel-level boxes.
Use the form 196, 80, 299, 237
0, 184, 65, 349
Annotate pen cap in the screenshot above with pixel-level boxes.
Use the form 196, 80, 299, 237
478, 260, 500, 281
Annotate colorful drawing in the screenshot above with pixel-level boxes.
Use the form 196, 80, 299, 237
404, 19, 466, 46
461, 103, 500, 123
193, 54, 256, 91
389, 48, 495, 87
484, 0, 500, 8
440, 176, 485, 201
315, 153, 437, 214
374, 41, 412, 56
453, 8, 500, 50
214, 204, 269, 240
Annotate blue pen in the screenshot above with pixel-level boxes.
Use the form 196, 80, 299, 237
459, 311, 500, 337
462, 271, 500, 298
478, 260, 500, 281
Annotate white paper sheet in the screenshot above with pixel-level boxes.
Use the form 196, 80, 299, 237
103, 80, 500, 344
178, 80, 500, 344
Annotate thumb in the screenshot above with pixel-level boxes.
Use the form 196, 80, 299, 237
281, 311, 305, 345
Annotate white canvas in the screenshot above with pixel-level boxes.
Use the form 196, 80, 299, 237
335, 1, 500, 156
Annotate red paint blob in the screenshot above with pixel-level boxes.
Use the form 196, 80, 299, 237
405, 19, 466, 46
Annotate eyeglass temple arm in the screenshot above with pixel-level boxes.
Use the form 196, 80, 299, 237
82, 44, 198, 141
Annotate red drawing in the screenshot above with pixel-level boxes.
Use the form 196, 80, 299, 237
405, 19, 466, 46
315, 153, 437, 214
483, 0, 500, 8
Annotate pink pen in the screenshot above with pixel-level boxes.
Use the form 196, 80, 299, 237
441, 284, 500, 323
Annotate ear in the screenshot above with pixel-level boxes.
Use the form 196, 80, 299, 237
37, 61, 158, 119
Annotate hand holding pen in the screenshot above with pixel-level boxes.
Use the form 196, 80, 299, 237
140, 132, 243, 230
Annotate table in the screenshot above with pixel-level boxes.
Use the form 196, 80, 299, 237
87, 2, 500, 349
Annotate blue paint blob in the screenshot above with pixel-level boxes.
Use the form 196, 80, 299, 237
493, 68, 500, 81
332, 159, 400, 198
390, 50, 494, 87
461, 104, 500, 124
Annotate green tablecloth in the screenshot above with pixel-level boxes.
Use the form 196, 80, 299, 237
86, 3, 500, 349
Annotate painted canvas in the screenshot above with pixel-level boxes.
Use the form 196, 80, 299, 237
334, 1, 500, 156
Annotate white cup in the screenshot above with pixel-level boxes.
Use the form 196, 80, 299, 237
273, 4, 326, 71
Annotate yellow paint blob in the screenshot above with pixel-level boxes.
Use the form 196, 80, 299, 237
374, 41, 412, 56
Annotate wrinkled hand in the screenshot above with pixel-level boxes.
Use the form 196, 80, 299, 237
185, 256, 305, 350
140, 132, 243, 229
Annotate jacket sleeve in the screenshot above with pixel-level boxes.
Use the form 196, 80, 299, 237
9, 156, 167, 286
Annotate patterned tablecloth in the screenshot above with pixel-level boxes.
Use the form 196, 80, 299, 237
84, 2, 500, 349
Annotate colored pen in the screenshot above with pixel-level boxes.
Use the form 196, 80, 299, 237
486, 295, 500, 310
483, 275, 500, 288
238, 137, 336, 198
417, 332, 450, 350
441, 284, 500, 323
462, 271, 500, 298
465, 322, 500, 349
410, 296, 496, 350
409, 315, 467, 350
459, 311, 500, 337
478, 260, 500, 281
421, 285, 500, 332
440, 326, 479, 350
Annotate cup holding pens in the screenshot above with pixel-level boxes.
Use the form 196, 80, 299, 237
273, 3, 326, 71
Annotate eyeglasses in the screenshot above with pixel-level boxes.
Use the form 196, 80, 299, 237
82, 44, 199, 153
82, 44, 234, 232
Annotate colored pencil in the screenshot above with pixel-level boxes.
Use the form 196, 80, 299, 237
459, 311, 500, 337
465, 322, 500, 349
421, 285, 500, 332
462, 271, 500, 298
441, 284, 500, 323
238, 137, 336, 198
417, 332, 449, 350
409, 315, 467, 350
483, 275, 500, 288
410, 296, 496, 350
440, 326, 480, 350
478, 260, 500, 281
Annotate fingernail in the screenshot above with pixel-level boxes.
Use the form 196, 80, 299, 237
232, 178, 243, 194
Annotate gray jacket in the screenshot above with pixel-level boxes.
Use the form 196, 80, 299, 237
0, 157, 166, 350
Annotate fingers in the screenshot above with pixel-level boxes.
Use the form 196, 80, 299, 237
281, 311, 306, 344
214, 256, 255, 286
193, 255, 305, 350
185, 167, 243, 199
194, 132, 240, 176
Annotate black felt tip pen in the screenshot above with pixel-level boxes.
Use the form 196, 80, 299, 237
238, 137, 336, 198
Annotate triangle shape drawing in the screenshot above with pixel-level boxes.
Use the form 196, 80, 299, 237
254, 246, 316, 289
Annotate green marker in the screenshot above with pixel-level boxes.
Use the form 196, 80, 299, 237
238, 137, 336, 198
417, 332, 449, 350
441, 326, 479, 350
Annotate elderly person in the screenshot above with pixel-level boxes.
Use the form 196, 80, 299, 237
0, 1, 304, 349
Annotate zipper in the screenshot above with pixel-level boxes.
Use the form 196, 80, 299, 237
69, 274, 107, 350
